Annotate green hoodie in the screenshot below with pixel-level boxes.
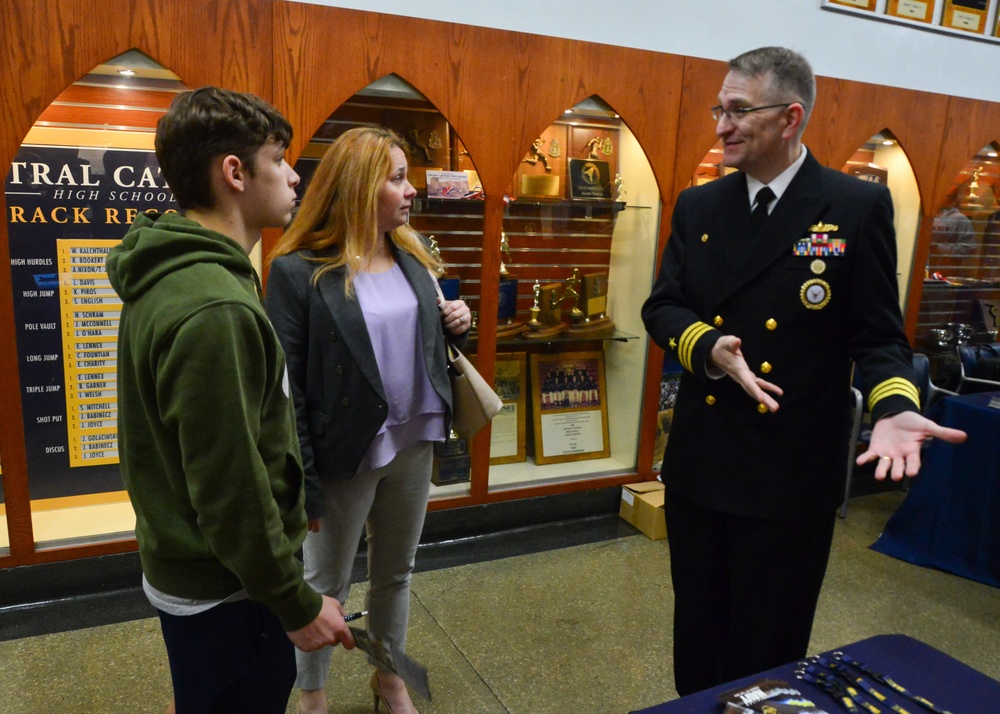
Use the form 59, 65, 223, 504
106, 210, 321, 631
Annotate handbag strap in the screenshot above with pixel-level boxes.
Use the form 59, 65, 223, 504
428, 266, 447, 302
428, 267, 455, 358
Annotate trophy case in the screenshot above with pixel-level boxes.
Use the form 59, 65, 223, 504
488, 96, 661, 492
913, 143, 1000, 387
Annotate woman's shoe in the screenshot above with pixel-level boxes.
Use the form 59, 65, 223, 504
370, 670, 393, 713
370, 669, 418, 713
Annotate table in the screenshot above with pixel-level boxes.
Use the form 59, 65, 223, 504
631, 634, 1000, 713
871, 391, 1000, 588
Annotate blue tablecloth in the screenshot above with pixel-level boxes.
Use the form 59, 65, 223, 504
631, 634, 1000, 713
871, 391, 1000, 588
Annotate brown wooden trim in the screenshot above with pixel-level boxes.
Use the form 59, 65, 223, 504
0, 537, 137, 570
426, 471, 644, 512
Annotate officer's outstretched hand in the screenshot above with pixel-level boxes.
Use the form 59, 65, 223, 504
709, 335, 783, 412
858, 411, 967, 481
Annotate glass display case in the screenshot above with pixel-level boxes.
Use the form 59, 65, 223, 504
915, 143, 1000, 386
840, 131, 921, 311
488, 97, 661, 492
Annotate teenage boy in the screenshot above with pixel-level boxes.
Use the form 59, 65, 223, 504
107, 87, 354, 712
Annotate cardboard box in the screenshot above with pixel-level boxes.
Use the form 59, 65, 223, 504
619, 481, 666, 540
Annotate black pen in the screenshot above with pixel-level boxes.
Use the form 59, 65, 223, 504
344, 610, 368, 622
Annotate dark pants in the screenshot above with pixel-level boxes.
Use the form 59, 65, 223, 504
156, 599, 296, 714
664, 492, 837, 696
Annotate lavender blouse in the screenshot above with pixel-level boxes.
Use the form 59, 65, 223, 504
352, 263, 447, 472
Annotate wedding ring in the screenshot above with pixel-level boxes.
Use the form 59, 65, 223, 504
880, 456, 892, 461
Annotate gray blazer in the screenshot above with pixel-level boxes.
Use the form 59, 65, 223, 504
265, 244, 464, 519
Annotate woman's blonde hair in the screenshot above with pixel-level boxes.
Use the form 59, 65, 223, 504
268, 126, 442, 294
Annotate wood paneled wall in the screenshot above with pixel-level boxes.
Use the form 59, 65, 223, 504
2, 0, 999, 566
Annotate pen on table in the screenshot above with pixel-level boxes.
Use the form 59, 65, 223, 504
344, 611, 368, 622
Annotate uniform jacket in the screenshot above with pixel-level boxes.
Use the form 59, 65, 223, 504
642, 152, 919, 519
266, 244, 462, 520
107, 211, 320, 631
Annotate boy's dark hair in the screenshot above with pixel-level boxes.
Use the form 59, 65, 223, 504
155, 87, 292, 210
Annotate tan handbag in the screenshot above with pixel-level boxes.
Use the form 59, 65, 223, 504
429, 267, 503, 438
447, 342, 503, 438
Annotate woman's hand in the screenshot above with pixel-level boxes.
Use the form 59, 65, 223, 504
439, 298, 472, 335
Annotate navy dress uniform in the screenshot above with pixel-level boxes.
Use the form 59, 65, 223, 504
641, 150, 920, 692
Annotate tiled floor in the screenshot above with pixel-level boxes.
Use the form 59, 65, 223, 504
1, 492, 998, 713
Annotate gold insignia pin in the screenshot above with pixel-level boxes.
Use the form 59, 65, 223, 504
810, 259, 826, 275
669, 337, 677, 350
808, 222, 839, 232
800, 278, 831, 310
701, 233, 709, 243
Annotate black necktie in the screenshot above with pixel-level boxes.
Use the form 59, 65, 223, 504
751, 186, 775, 238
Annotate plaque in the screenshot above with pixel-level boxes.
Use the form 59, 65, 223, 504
489, 353, 527, 465
432, 431, 471, 486
942, 0, 989, 32
827, 0, 877, 8
568, 158, 612, 200
530, 351, 611, 465
520, 174, 561, 197
886, 0, 935, 22
515, 126, 567, 199
568, 270, 615, 336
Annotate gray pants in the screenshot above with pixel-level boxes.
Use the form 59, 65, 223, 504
295, 441, 433, 691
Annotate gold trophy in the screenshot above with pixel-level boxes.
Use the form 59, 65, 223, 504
432, 429, 471, 486
527, 281, 543, 331
496, 230, 526, 339
961, 167, 985, 212
430, 234, 461, 301
563, 268, 585, 327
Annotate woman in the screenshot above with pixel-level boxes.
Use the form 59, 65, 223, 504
266, 126, 471, 714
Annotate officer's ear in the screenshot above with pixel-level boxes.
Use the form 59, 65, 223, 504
781, 103, 805, 140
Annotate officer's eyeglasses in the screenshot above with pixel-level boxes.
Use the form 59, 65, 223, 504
711, 103, 792, 123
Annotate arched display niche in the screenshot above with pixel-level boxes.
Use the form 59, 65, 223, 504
491, 95, 660, 490
283, 74, 486, 500
3, 50, 185, 552
915, 142, 1000, 378
840, 129, 921, 311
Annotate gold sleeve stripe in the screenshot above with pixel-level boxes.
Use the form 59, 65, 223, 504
868, 377, 921, 411
678, 322, 714, 372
